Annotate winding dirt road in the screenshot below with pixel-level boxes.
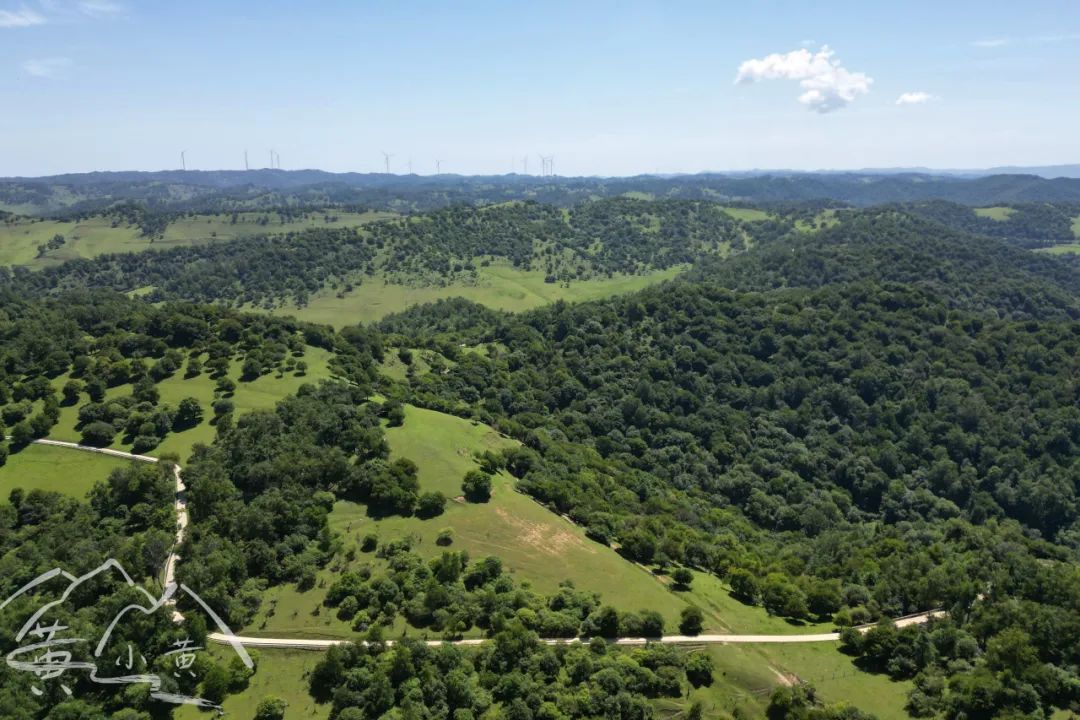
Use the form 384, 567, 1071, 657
24, 438, 945, 650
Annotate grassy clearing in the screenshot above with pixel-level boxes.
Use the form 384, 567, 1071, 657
0, 442, 131, 500
679, 571, 833, 635
45, 346, 335, 462
278, 262, 687, 327
796, 209, 840, 233
1073, 215, 1080, 238
244, 404, 711, 639
973, 206, 1014, 220
0, 211, 394, 270
160, 210, 393, 245
658, 642, 914, 720
0, 217, 144, 267
174, 647, 330, 720
1035, 243, 1080, 256
722, 207, 773, 222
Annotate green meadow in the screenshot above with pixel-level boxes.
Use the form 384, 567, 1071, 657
0, 442, 132, 500
173, 647, 330, 720
277, 262, 687, 327
973, 206, 1015, 220
1073, 214, 1080, 238
1036, 243, 1080, 256
721, 206, 773, 222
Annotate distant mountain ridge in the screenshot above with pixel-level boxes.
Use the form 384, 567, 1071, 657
4, 169, 1080, 214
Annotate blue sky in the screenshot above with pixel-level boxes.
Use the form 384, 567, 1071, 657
1, 0, 1078, 176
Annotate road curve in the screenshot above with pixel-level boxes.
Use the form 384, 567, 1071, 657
27, 438, 188, 618
23, 439, 946, 650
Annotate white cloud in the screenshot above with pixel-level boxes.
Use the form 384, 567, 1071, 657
22, 56, 71, 77
735, 46, 873, 113
0, 6, 46, 26
896, 91, 933, 105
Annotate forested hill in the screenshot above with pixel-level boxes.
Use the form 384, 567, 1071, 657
386, 263, 1080, 717
0, 199, 783, 307
6, 169, 1080, 215
898, 200, 1080, 248
694, 209, 1080, 319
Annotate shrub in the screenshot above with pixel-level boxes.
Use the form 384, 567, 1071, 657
462, 470, 492, 502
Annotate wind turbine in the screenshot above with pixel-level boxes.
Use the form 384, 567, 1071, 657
381, 151, 394, 174
181, 151, 186, 171
435, 159, 441, 175
244, 150, 249, 171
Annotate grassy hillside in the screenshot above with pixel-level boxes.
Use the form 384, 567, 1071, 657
0, 210, 393, 270
276, 262, 687, 326
241, 403, 711, 639
43, 346, 335, 461
0, 442, 132, 500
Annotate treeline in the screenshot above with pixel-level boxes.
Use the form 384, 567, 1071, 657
308, 629, 713, 720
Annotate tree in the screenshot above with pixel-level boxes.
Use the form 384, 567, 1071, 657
10, 421, 34, 448
436, 528, 454, 546
728, 568, 760, 603
385, 400, 406, 427
672, 568, 693, 590
174, 397, 204, 430
462, 470, 492, 502
0, 441, 8, 467
254, 697, 288, 720
133, 376, 159, 404
679, 606, 704, 636
762, 575, 808, 619
61, 380, 83, 405
686, 652, 714, 687
416, 491, 447, 518
81, 420, 117, 447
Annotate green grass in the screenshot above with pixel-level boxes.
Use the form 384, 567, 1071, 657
1035, 243, 1080, 256
174, 647, 329, 720
0, 217, 144, 267
657, 642, 914, 720
1072, 215, 1080, 238
678, 571, 833, 635
722, 207, 773, 222
243, 404, 712, 639
0, 442, 132, 500
160, 210, 394, 245
45, 346, 335, 462
796, 209, 840, 233
278, 262, 687, 327
973, 206, 1014, 220
0, 211, 394, 270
